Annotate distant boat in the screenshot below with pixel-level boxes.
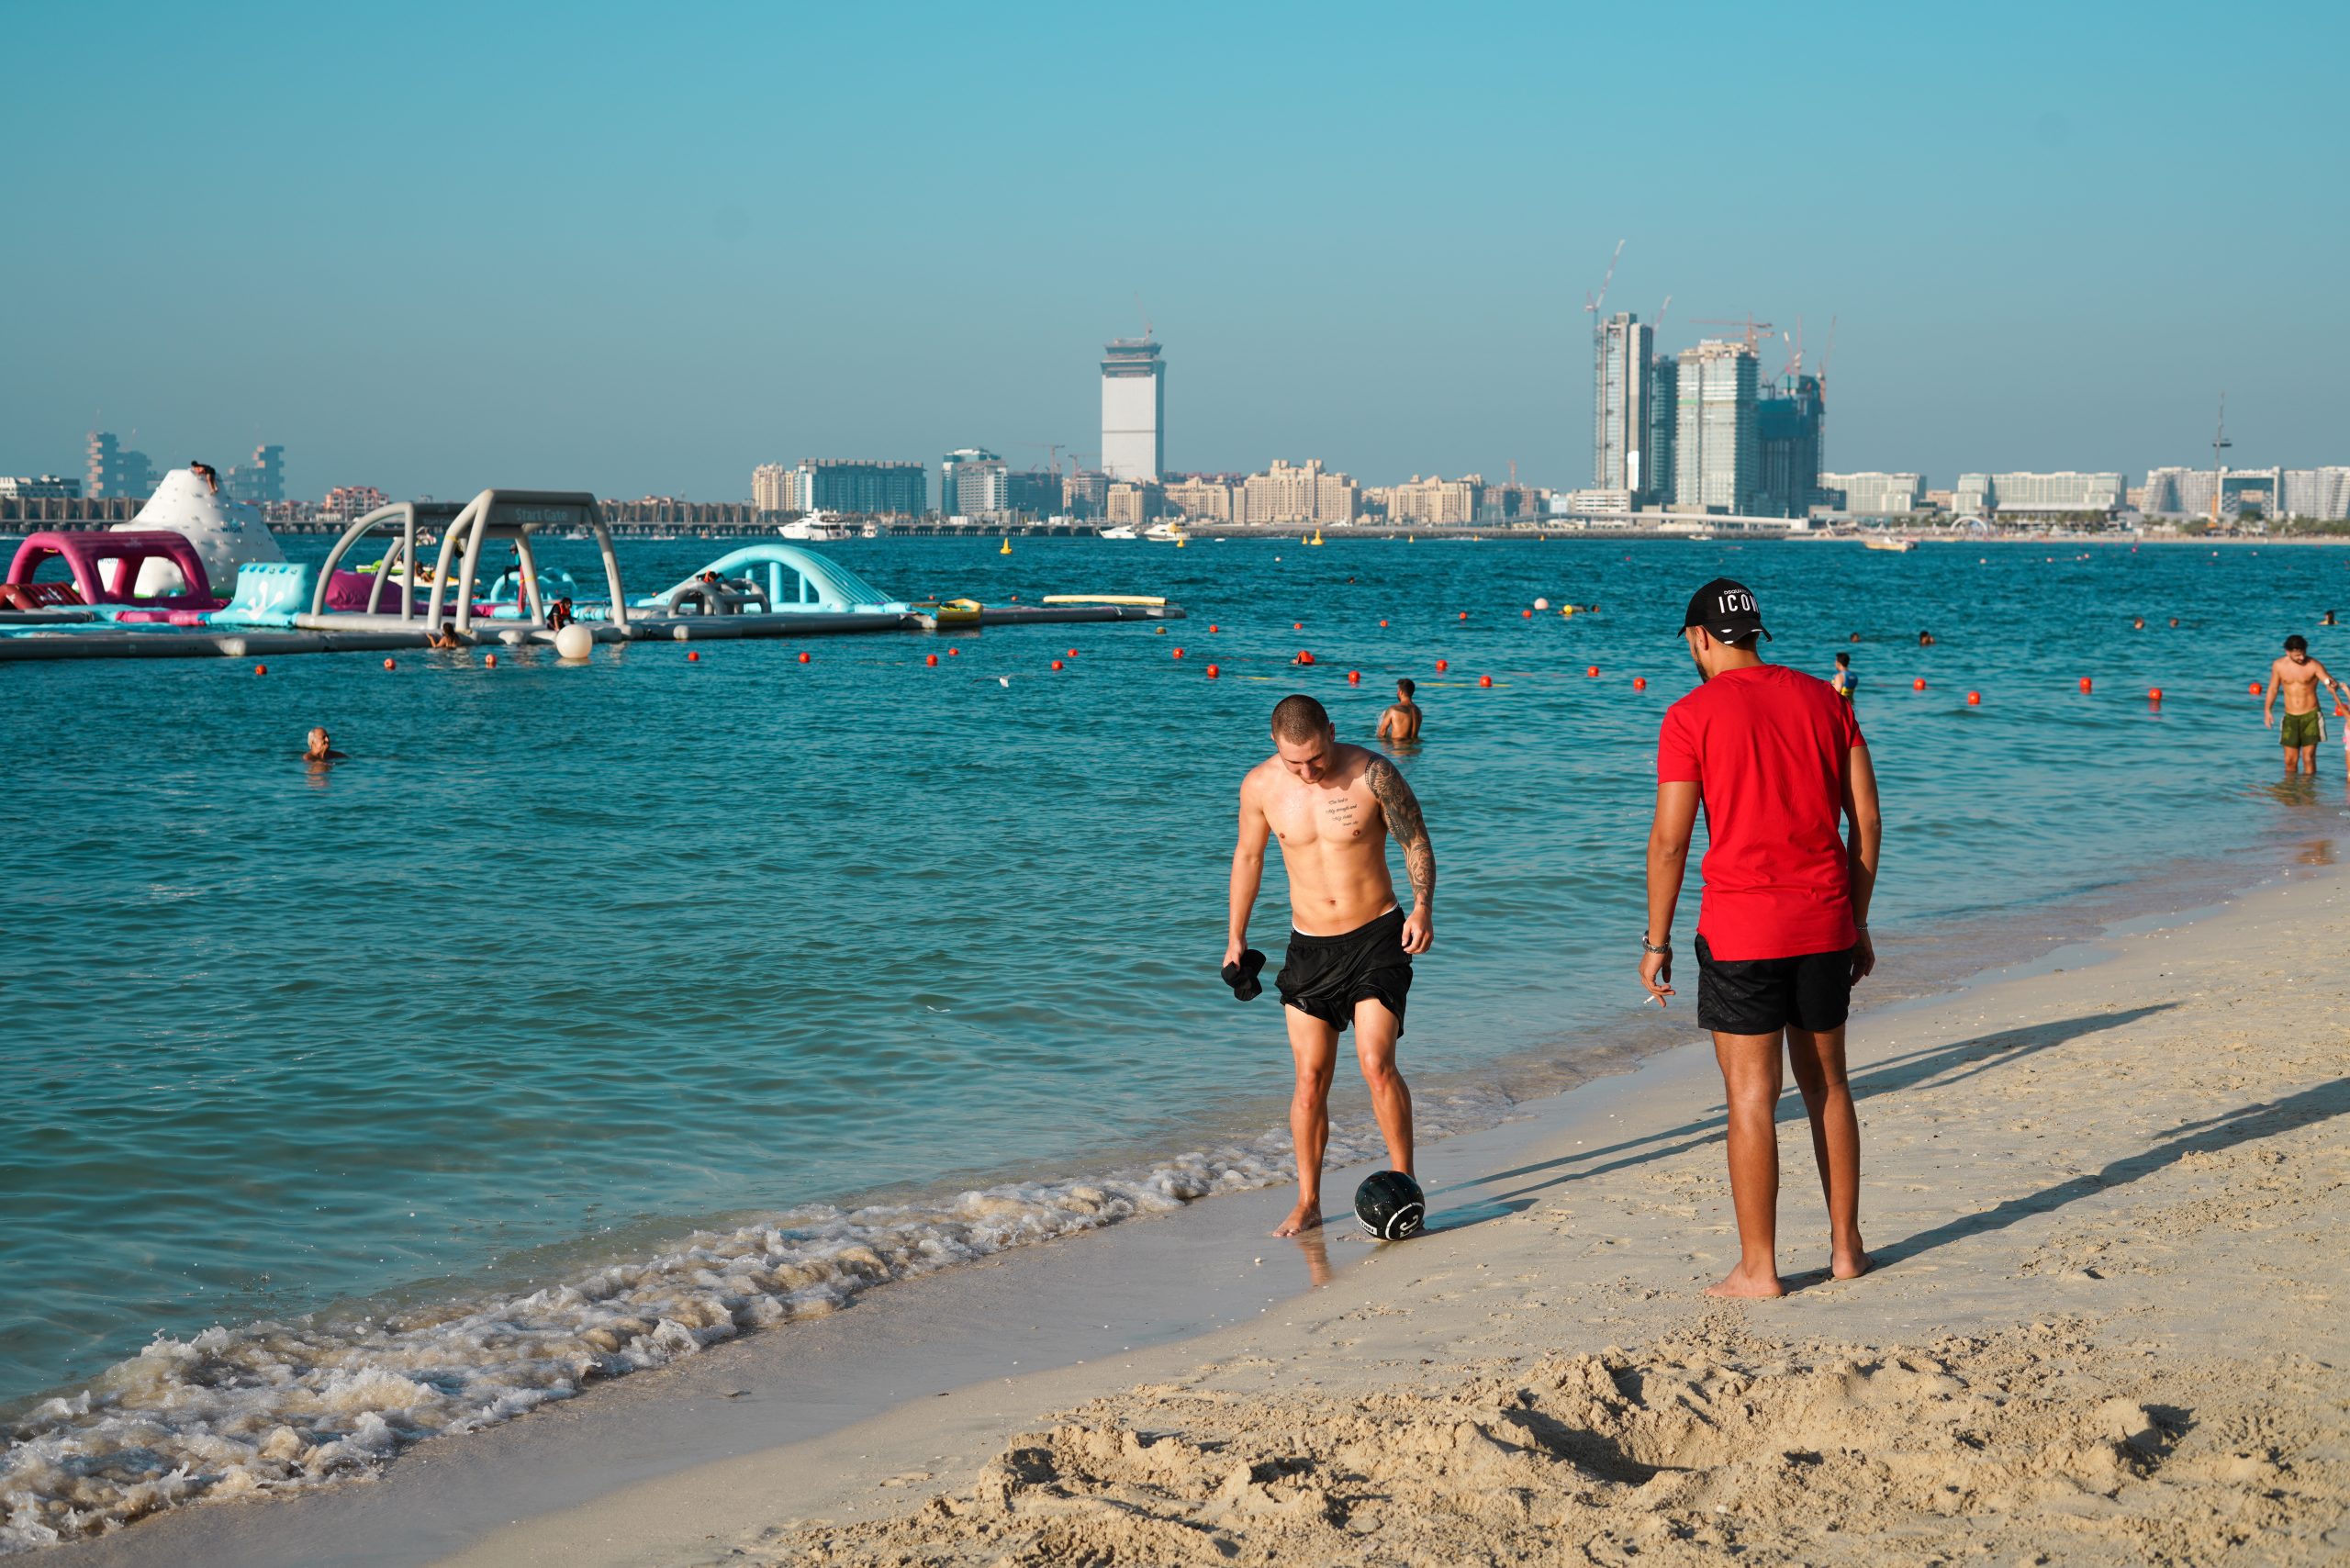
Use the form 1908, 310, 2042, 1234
1098, 524, 1139, 540
1144, 521, 1187, 543
1863, 534, 1917, 553
779, 513, 851, 543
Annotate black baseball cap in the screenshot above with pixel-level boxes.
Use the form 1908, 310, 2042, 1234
1682, 577, 1771, 643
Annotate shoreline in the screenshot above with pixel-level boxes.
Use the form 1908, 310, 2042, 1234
28, 846, 2344, 1565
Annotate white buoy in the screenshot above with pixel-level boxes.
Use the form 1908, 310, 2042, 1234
554, 624, 594, 661
1533, 596, 1550, 610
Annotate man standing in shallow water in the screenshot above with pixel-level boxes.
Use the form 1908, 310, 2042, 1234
1641, 579, 1882, 1298
1229, 694, 1435, 1238
2265, 635, 2347, 776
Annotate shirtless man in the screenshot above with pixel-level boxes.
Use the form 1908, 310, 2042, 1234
2266, 634, 2348, 775
1229, 694, 1435, 1237
1376, 678, 1423, 744
303, 727, 347, 763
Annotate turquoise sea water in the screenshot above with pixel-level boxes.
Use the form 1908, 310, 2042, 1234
3, 534, 2343, 1542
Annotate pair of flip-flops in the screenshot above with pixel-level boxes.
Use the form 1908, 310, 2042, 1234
1222, 948, 1266, 1001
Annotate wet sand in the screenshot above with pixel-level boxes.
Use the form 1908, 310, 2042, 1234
449, 864, 2350, 1567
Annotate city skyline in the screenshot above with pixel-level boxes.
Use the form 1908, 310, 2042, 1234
3, 5, 2344, 499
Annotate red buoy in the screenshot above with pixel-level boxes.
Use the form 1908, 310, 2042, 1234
1521, 609, 1532, 619
925, 653, 938, 666
1209, 623, 1219, 633
1914, 678, 1927, 690
2079, 676, 2092, 693
2149, 688, 2164, 702
1298, 650, 1315, 666
1348, 670, 1361, 684
799, 651, 811, 664
688, 650, 700, 661
1586, 666, 1600, 678
1293, 622, 1304, 630
484, 653, 496, 667
1206, 663, 1220, 678
2250, 681, 2262, 695
384, 657, 397, 670
1632, 676, 1647, 690
948, 646, 959, 655
1379, 620, 1389, 628
1967, 691, 1982, 705
1173, 648, 1185, 658
1458, 610, 1469, 621
1478, 674, 1494, 688
1051, 659, 1064, 670
1068, 648, 1078, 657
252, 663, 266, 675
1435, 658, 1449, 672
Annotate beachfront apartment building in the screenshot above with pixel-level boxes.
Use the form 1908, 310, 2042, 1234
322, 484, 387, 519
1594, 312, 1655, 500
1101, 338, 1165, 482
0, 474, 80, 498
1382, 474, 1483, 526
1163, 476, 1239, 523
1673, 342, 1758, 514
752, 463, 792, 514
1106, 481, 1162, 527
2143, 465, 2350, 521
1820, 472, 1926, 516
793, 459, 926, 517
1953, 472, 2124, 517
1241, 459, 1358, 526
940, 448, 1006, 517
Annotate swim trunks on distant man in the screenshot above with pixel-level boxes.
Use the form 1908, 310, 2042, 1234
2266, 634, 2346, 776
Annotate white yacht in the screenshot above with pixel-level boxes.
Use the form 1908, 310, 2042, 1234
778, 511, 853, 543
1097, 524, 1139, 540
1143, 521, 1188, 543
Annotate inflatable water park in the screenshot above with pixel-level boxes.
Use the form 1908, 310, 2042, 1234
0, 472, 1181, 661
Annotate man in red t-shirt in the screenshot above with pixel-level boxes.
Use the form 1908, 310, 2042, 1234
1639, 578, 1884, 1299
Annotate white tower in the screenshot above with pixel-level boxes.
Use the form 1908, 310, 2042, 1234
1100, 338, 1164, 482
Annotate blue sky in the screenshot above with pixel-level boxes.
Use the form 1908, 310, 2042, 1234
3, 1, 2343, 501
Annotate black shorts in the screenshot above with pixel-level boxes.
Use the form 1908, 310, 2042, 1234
1278, 907, 1413, 1035
1694, 934, 1854, 1035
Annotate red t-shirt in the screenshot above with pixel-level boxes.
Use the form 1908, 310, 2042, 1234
1656, 664, 1865, 961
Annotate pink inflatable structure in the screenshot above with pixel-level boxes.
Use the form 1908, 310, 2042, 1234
5, 531, 224, 618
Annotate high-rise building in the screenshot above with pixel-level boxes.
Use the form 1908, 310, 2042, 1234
1385, 474, 1483, 526
2285, 467, 2350, 521
1004, 470, 1060, 519
753, 463, 792, 514
224, 443, 285, 505
792, 459, 926, 516
85, 431, 158, 499
1239, 459, 1358, 526
1646, 353, 1679, 506
1163, 476, 1240, 523
1594, 313, 1654, 498
1106, 481, 1163, 527
1819, 472, 1924, 516
1062, 469, 1111, 519
1753, 375, 1825, 519
1673, 342, 1758, 513
940, 448, 1005, 516
1101, 337, 1164, 482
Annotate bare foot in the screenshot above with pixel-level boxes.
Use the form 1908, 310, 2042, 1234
1705, 1261, 1786, 1299
1273, 1199, 1323, 1238
1830, 1246, 1873, 1281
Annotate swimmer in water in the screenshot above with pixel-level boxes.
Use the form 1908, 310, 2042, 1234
2266, 634, 2349, 775
1228, 694, 1434, 1238
2132, 617, 2146, 631
1831, 651, 1857, 702
2327, 610, 2339, 627
1377, 678, 1423, 744
303, 727, 347, 763
1917, 630, 1935, 647
427, 622, 463, 649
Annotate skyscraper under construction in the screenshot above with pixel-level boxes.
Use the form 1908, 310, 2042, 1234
1593, 312, 1655, 500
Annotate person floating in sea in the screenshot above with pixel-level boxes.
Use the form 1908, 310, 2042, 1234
1227, 693, 1435, 1238
1831, 651, 1857, 703
2132, 617, 2147, 631
1641, 578, 1882, 1298
303, 727, 346, 763
1377, 678, 1423, 744
1917, 629, 1935, 647
2265, 634, 2348, 776
2326, 610, 2339, 627
427, 622, 464, 649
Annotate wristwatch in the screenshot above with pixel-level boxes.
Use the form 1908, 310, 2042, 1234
1641, 937, 1672, 955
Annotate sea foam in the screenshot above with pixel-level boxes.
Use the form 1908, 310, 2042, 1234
0, 1093, 1515, 1551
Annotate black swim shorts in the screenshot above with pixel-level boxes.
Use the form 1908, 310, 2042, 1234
1694, 934, 1855, 1035
1277, 907, 1413, 1034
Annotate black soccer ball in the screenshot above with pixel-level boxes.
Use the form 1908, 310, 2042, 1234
1354, 1170, 1425, 1240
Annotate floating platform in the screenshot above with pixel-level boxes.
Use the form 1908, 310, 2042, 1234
0, 489, 1183, 663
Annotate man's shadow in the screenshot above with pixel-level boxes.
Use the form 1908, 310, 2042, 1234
1447, 1004, 2182, 1208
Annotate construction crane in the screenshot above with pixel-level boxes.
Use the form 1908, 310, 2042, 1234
1778, 317, 1806, 383
1583, 240, 1626, 342
2210, 394, 2232, 528
1691, 315, 1775, 353
1654, 294, 1673, 339
1818, 316, 1837, 389
1015, 442, 1068, 477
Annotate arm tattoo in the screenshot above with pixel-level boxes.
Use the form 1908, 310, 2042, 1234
1367, 757, 1435, 909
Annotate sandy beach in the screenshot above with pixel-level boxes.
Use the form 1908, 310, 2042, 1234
411, 862, 2350, 1568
